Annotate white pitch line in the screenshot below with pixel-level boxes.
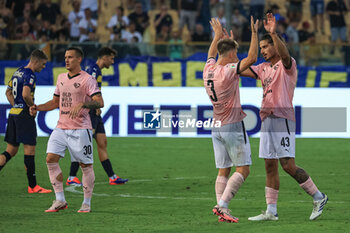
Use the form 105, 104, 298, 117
64, 186, 347, 203
64, 185, 212, 200
65, 186, 346, 203
90, 173, 350, 186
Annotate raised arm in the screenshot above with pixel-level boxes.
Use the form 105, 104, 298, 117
264, 13, 291, 68
207, 18, 223, 59
238, 16, 259, 73
5, 88, 14, 106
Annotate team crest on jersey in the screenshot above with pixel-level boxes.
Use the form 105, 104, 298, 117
74, 83, 81, 88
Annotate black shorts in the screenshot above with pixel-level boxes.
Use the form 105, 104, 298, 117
89, 110, 105, 138
4, 108, 37, 146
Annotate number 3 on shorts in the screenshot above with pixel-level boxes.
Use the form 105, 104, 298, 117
83, 145, 92, 155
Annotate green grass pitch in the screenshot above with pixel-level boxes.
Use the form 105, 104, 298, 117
0, 137, 349, 233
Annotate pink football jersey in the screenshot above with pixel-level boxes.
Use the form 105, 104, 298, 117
251, 58, 297, 121
203, 58, 246, 125
54, 70, 101, 129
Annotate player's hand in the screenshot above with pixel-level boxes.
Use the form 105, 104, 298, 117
69, 103, 84, 119
96, 108, 101, 116
263, 13, 276, 34
210, 18, 223, 39
29, 104, 37, 117
222, 28, 234, 40
251, 16, 259, 33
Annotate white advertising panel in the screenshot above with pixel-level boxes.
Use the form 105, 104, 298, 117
0, 86, 349, 138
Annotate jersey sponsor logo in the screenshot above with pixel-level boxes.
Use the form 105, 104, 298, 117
13, 70, 24, 78
61, 110, 70, 115
61, 92, 73, 107
262, 77, 273, 90
74, 83, 81, 88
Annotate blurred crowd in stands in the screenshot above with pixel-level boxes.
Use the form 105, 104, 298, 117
0, 0, 349, 62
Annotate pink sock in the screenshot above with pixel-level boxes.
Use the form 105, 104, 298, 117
215, 176, 228, 203
300, 177, 318, 196
221, 172, 244, 203
265, 186, 278, 204
82, 165, 95, 199
47, 163, 63, 193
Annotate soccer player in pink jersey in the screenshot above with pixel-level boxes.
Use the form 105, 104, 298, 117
31, 47, 104, 213
239, 13, 328, 221
204, 17, 259, 223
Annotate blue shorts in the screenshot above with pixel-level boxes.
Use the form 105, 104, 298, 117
4, 108, 37, 146
89, 110, 105, 138
310, 0, 324, 17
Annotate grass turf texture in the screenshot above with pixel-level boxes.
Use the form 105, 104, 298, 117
0, 137, 349, 233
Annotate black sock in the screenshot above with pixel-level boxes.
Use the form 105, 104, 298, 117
24, 155, 37, 188
0, 151, 12, 171
70, 162, 80, 176
101, 159, 115, 177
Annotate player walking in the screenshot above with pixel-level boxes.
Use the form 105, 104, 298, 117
66, 47, 128, 186
203, 17, 258, 222
240, 13, 328, 221
32, 47, 104, 213
0, 49, 52, 194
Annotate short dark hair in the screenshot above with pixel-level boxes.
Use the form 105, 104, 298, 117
117, 6, 124, 13
217, 39, 239, 55
98, 47, 117, 58
261, 33, 285, 45
66, 47, 84, 58
30, 49, 48, 60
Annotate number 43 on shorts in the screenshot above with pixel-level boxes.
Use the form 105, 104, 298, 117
280, 137, 290, 147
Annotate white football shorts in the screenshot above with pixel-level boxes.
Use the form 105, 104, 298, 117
47, 128, 94, 164
259, 116, 296, 159
212, 121, 252, 168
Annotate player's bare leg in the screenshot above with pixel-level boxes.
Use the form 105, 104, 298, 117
280, 157, 328, 220
248, 159, 279, 221
0, 143, 18, 171
78, 163, 94, 213
24, 145, 51, 193
213, 166, 249, 223
45, 153, 67, 212
96, 133, 128, 185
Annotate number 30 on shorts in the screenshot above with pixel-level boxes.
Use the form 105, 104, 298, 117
280, 137, 290, 147
83, 145, 92, 155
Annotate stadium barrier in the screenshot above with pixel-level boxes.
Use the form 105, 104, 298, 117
0, 86, 349, 138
